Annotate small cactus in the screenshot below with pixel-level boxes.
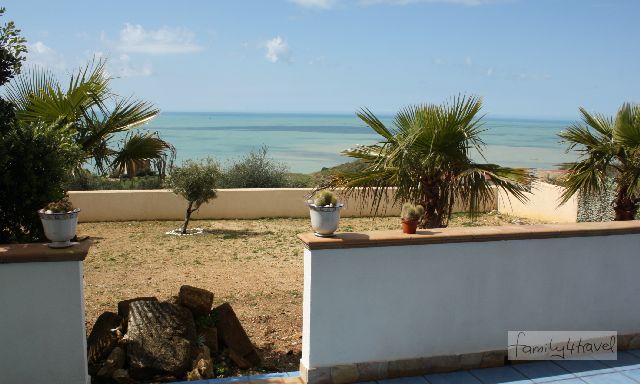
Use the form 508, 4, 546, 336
313, 190, 338, 207
44, 196, 75, 213
401, 203, 424, 221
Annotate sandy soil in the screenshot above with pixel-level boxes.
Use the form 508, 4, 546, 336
80, 212, 544, 375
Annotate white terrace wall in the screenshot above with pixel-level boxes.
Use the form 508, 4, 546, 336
0, 243, 91, 384
298, 222, 640, 383
69, 188, 497, 222
497, 181, 577, 223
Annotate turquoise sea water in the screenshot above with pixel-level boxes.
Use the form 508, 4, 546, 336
144, 112, 576, 173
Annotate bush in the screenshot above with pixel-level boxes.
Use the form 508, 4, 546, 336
0, 114, 81, 243
65, 170, 164, 191
168, 158, 221, 234
220, 147, 288, 188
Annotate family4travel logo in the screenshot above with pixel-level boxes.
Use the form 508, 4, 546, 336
508, 331, 617, 360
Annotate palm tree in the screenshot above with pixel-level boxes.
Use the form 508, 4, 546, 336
322, 95, 533, 228
559, 103, 640, 220
4, 58, 174, 178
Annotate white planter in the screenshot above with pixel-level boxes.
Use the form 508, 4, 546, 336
38, 209, 80, 248
308, 204, 343, 237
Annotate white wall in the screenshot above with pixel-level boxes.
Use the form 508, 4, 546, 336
302, 232, 640, 368
69, 188, 496, 222
0, 261, 89, 384
498, 182, 577, 223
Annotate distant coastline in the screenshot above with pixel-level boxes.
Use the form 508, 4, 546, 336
143, 112, 576, 173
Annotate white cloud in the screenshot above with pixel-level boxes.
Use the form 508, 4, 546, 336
115, 23, 203, 54
289, 0, 336, 9
263, 36, 290, 63
111, 54, 153, 77
26, 41, 66, 70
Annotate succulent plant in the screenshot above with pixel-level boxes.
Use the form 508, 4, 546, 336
401, 203, 424, 221
313, 190, 338, 207
44, 196, 75, 213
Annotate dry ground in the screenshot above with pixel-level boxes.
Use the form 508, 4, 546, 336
80, 212, 544, 375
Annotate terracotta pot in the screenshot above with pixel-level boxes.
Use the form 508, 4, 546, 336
401, 219, 418, 234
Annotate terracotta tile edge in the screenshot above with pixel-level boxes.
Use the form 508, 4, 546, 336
297, 221, 640, 250
0, 240, 92, 264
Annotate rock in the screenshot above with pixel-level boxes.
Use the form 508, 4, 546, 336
229, 348, 251, 370
215, 303, 261, 366
117, 296, 158, 331
190, 346, 214, 379
198, 326, 219, 354
112, 369, 135, 384
127, 300, 196, 380
178, 285, 214, 317
97, 346, 125, 378
87, 311, 122, 374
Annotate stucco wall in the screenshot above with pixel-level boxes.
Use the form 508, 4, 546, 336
301, 231, 640, 369
69, 188, 497, 222
0, 260, 89, 384
497, 182, 577, 223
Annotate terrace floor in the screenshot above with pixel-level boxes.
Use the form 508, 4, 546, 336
177, 349, 640, 384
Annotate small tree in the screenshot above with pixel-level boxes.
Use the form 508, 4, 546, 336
168, 158, 221, 234
220, 146, 288, 188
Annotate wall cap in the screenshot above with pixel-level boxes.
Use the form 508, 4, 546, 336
0, 240, 91, 264
298, 221, 640, 250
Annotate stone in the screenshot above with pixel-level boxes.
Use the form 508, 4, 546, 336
127, 300, 196, 380
215, 303, 261, 366
179, 285, 214, 317
459, 352, 483, 370
629, 334, 640, 350
331, 364, 359, 384
87, 311, 122, 374
424, 354, 460, 374
387, 358, 427, 378
112, 369, 135, 384
97, 346, 125, 378
198, 326, 219, 354
186, 368, 203, 381
301, 365, 332, 384
479, 350, 506, 368
117, 296, 158, 331
190, 346, 214, 379
355, 361, 388, 382
229, 348, 252, 369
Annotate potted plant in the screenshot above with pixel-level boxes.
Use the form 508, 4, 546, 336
401, 203, 424, 234
38, 196, 80, 248
308, 191, 343, 237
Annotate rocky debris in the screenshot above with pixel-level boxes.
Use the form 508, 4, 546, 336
187, 346, 214, 380
97, 346, 125, 378
178, 285, 214, 316
216, 302, 261, 366
112, 369, 135, 384
117, 296, 158, 331
198, 326, 219, 354
228, 348, 252, 370
127, 301, 196, 380
87, 311, 122, 374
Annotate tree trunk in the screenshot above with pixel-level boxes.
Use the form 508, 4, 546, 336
181, 201, 194, 234
613, 187, 637, 221
418, 178, 449, 229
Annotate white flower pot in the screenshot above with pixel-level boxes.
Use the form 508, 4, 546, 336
38, 209, 80, 248
308, 204, 343, 237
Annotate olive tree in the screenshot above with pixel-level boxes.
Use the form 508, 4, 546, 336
168, 158, 221, 234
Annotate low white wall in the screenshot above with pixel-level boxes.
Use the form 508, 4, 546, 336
498, 181, 577, 223
301, 227, 640, 369
69, 188, 497, 222
0, 260, 89, 384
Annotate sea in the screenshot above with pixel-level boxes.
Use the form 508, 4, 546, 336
143, 112, 576, 174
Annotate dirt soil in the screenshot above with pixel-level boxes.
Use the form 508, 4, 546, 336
80, 212, 545, 376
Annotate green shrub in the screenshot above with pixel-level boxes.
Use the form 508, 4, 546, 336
220, 146, 288, 188
65, 170, 164, 190
0, 117, 81, 243
168, 158, 221, 234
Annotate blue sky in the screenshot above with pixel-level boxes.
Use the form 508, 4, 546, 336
5, 0, 639, 119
